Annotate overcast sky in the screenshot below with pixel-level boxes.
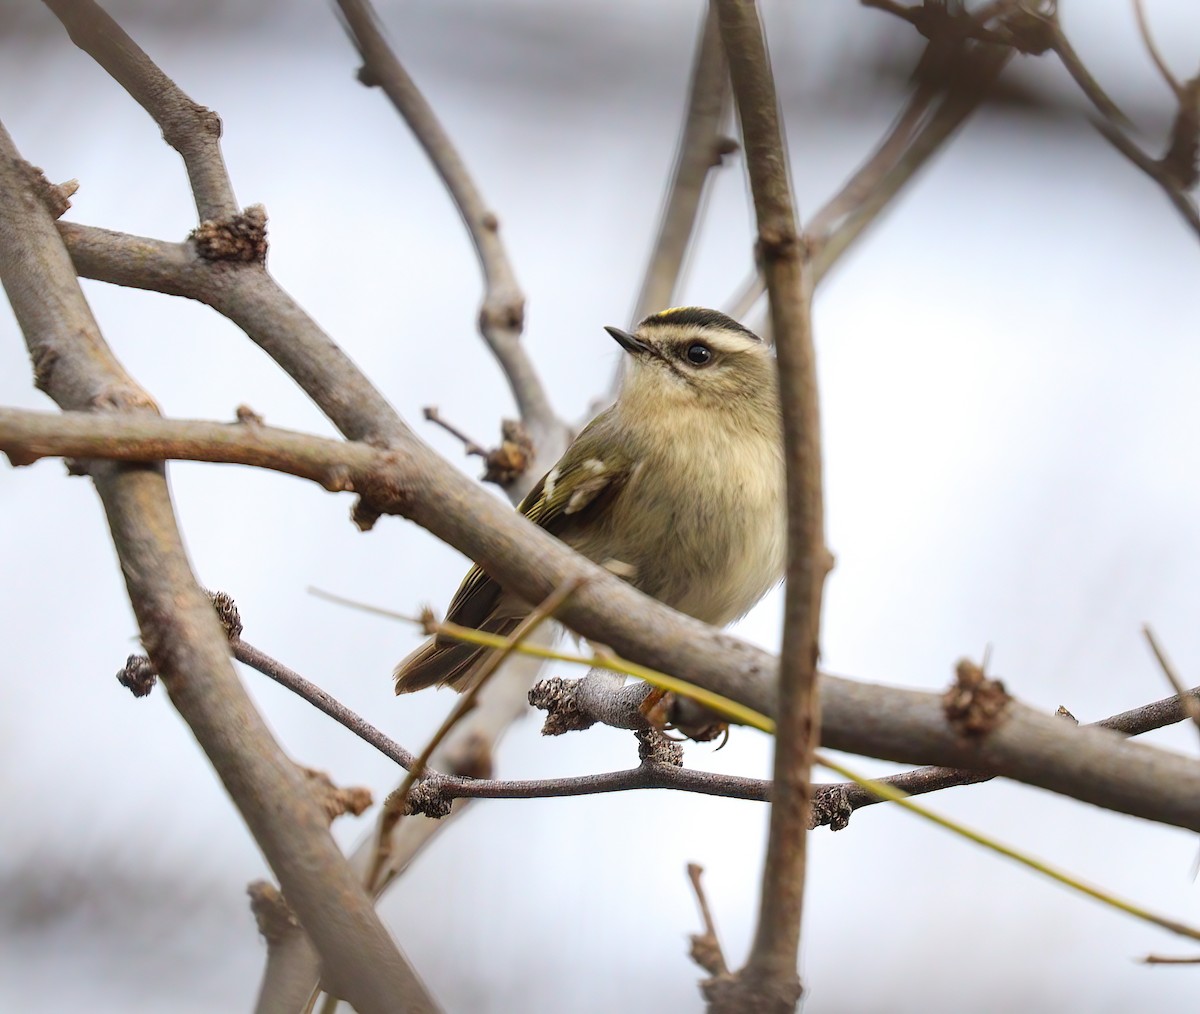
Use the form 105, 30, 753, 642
2, 1, 1200, 1012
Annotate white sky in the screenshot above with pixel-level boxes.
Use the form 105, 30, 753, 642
2, 1, 1200, 1012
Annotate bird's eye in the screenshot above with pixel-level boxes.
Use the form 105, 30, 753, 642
685, 343, 712, 366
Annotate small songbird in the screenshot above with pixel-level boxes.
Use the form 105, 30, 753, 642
394, 306, 785, 694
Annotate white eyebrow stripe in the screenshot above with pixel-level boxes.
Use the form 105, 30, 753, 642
695, 330, 760, 354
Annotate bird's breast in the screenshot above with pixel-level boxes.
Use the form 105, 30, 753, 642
572, 425, 785, 626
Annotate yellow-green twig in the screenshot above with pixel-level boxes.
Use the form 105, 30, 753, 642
816, 752, 1200, 944
313, 586, 1200, 944
308, 586, 774, 732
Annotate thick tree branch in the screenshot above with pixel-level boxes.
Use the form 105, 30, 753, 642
43, 0, 237, 222
58, 221, 415, 450
0, 127, 435, 1014
6, 407, 1200, 834
336, 0, 565, 471
48, 21, 557, 990
714, 1, 828, 1009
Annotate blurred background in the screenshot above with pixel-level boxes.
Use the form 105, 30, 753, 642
2, 1, 1200, 1011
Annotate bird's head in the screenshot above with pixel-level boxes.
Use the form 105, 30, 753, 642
605, 307, 778, 421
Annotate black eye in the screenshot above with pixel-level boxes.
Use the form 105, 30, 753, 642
685, 343, 712, 366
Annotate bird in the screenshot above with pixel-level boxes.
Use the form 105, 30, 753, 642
394, 305, 785, 694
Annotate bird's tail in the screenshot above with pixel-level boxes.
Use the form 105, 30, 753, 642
393, 615, 524, 694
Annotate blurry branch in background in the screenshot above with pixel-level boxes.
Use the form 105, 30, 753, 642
806, 27, 1012, 281
596, 4, 736, 409
1133, 0, 1181, 97
0, 121, 434, 1014
337, 0, 568, 480
9, 405, 1200, 835
711, 0, 827, 1007
631, 5, 734, 323
729, 1, 1019, 321
1099, 0, 1200, 236
868, 0, 1200, 238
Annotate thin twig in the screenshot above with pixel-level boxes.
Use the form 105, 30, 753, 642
372, 578, 584, 891
818, 752, 1200, 945
422, 406, 487, 458
229, 625, 770, 808
233, 621, 1200, 824
336, 0, 562, 462
1132, 0, 1183, 98
414, 764, 769, 809
1143, 625, 1200, 741
687, 863, 730, 978
1048, 21, 1130, 127
805, 78, 940, 239
714, 1, 829, 1009
234, 640, 419, 770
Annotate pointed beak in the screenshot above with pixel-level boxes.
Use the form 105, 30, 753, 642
605, 325, 652, 356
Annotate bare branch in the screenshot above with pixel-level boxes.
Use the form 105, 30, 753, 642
235, 638, 419, 770
1142, 953, 1200, 965
0, 125, 435, 1014
1132, 0, 1183, 98
230, 626, 1200, 823
723, 268, 764, 321
809, 42, 1012, 281
687, 864, 731, 979
814, 679, 1200, 828
336, 0, 564, 465
250, 882, 320, 1014
58, 221, 416, 454
422, 405, 488, 458
874, 1, 1199, 238
1143, 625, 1200, 742
715, 1, 830, 1007
1046, 21, 1130, 127
806, 80, 939, 240
42, 0, 238, 221
7, 407, 1200, 833
633, 5, 733, 321
370, 580, 581, 890
423, 406, 536, 489
1092, 115, 1200, 238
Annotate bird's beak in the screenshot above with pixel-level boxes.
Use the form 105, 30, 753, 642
605, 325, 652, 356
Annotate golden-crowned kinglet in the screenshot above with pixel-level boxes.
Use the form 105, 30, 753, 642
394, 306, 785, 693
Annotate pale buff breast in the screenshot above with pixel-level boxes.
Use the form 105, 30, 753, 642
567, 416, 785, 626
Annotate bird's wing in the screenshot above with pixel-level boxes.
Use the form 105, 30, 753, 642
439, 410, 632, 633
